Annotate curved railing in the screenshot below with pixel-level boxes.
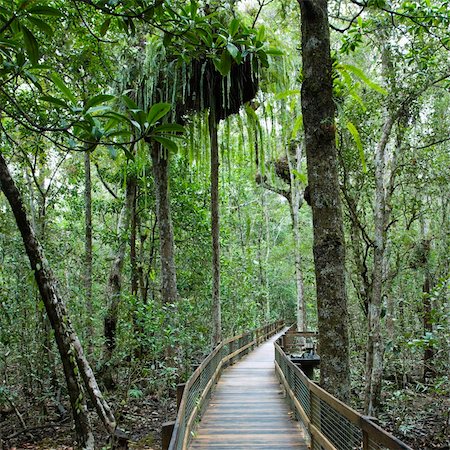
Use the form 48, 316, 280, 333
166, 320, 285, 450
275, 330, 412, 450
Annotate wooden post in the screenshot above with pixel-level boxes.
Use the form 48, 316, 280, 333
162, 421, 175, 450
176, 383, 186, 409
362, 430, 369, 450
229, 340, 234, 365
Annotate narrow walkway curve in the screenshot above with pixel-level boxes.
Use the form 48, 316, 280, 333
189, 330, 308, 449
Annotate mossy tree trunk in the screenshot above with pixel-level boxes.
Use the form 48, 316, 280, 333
298, 0, 351, 401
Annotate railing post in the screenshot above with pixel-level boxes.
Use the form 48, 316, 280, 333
162, 421, 175, 450
176, 383, 186, 409
362, 430, 370, 450
229, 340, 234, 365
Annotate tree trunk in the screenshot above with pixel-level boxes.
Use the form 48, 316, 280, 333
103, 175, 136, 389
209, 91, 222, 346
364, 113, 395, 416
84, 149, 94, 355
151, 142, 178, 304
287, 142, 306, 331
421, 215, 434, 381
0, 151, 118, 448
130, 183, 139, 298
298, 0, 350, 401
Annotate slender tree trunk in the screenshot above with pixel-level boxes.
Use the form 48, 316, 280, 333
103, 175, 135, 389
151, 142, 178, 304
130, 184, 139, 298
299, 0, 350, 401
0, 151, 118, 448
365, 113, 395, 416
209, 92, 222, 346
287, 142, 306, 331
421, 215, 434, 381
84, 149, 94, 354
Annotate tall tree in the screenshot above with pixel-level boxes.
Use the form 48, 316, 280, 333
103, 173, 136, 388
150, 142, 178, 304
209, 85, 222, 346
84, 148, 95, 354
298, 0, 350, 401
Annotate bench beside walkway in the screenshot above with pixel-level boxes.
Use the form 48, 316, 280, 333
189, 332, 308, 449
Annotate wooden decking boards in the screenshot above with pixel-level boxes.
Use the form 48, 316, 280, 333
189, 331, 309, 449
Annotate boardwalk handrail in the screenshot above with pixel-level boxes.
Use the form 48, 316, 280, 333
168, 320, 285, 450
275, 332, 412, 450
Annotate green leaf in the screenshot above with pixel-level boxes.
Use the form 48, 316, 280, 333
100, 18, 111, 36
21, 25, 39, 65
275, 89, 300, 100
214, 51, 232, 76
122, 94, 139, 111
153, 136, 178, 154
226, 42, 239, 59
103, 110, 132, 124
27, 6, 63, 16
292, 169, 307, 184
104, 129, 132, 139
265, 47, 284, 56
130, 119, 142, 131
26, 16, 53, 36
256, 25, 265, 43
229, 18, 240, 36
39, 95, 68, 108
349, 91, 367, 111
346, 121, 367, 173
122, 146, 135, 160
50, 73, 77, 105
291, 114, 303, 139
340, 64, 388, 95
153, 123, 185, 134
146, 102, 171, 126
85, 94, 115, 111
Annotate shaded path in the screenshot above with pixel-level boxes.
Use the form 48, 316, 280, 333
189, 331, 308, 449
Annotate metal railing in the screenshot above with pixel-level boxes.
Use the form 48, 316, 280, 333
275, 330, 412, 450
166, 320, 285, 450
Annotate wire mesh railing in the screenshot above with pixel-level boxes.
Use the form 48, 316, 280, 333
167, 320, 284, 450
275, 332, 412, 450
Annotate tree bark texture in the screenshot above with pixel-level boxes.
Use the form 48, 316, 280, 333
103, 175, 136, 388
209, 87, 222, 346
84, 150, 94, 354
299, 0, 350, 401
151, 142, 178, 304
0, 151, 117, 447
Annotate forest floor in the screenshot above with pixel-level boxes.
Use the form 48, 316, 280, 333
0, 395, 176, 450
382, 390, 450, 449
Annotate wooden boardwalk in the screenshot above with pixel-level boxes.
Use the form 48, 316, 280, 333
189, 331, 308, 449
